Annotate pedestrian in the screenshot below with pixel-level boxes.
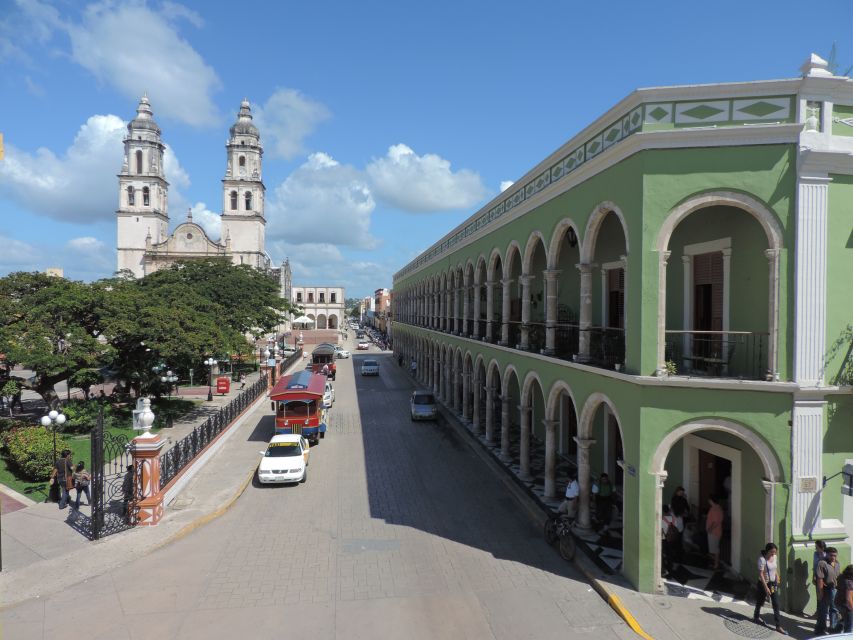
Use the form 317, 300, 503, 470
815, 546, 841, 635
50, 449, 74, 509
596, 472, 614, 532
73, 461, 91, 509
557, 472, 579, 519
705, 495, 724, 571
814, 539, 827, 620
836, 564, 853, 633
321, 363, 330, 377
752, 543, 786, 634
239, 373, 246, 390
410, 359, 417, 376
661, 504, 678, 575
671, 486, 690, 522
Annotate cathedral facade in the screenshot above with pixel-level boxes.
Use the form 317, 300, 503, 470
116, 95, 270, 277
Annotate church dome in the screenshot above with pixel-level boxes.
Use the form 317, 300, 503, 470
229, 98, 259, 138
128, 94, 161, 134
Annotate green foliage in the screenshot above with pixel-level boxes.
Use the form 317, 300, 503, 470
664, 360, 678, 376
59, 400, 115, 433
69, 368, 103, 395
0, 417, 28, 433
1, 426, 66, 481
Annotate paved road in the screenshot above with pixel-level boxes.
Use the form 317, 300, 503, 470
3, 349, 627, 640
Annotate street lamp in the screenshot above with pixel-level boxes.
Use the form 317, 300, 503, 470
204, 358, 217, 401
160, 370, 177, 399
264, 349, 274, 384
40, 409, 67, 464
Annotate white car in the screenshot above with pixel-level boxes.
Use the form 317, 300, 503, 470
357, 341, 370, 350
361, 359, 379, 376
335, 347, 350, 359
257, 434, 309, 484
323, 381, 335, 407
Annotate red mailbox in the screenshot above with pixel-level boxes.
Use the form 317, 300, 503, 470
216, 376, 231, 395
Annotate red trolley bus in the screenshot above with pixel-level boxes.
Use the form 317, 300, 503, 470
269, 370, 328, 445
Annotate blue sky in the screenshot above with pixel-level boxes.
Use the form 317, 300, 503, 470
0, 0, 850, 297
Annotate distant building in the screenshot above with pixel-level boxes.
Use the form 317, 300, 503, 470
291, 286, 345, 329
45, 267, 64, 278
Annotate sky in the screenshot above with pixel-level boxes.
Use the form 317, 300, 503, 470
0, 0, 850, 297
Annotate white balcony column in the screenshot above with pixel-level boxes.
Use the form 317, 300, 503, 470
543, 269, 561, 355
485, 386, 496, 444
575, 437, 596, 532
472, 282, 482, 339
681, 255, 693, 363
655, 251, 672, 375
471, 376, 481, 434
794, 175, 829, 385
500, 278, 513, 346
520, 274, 533, 350
544, 419, 558, 498
577, 264, 593, 361
500, 395, 511, 461
485, 280, 496, 342
461, 372, 470, 422
765, 248, 781, 380
519, 405, 533, 481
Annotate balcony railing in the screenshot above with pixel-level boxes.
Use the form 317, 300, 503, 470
477, 319, 486, 338
664, 330, 768, 380
466, 319, 474, 337
507, 321, 522, 348
527, 322, 546, 353
554, 323, 580, 360
587, 326, 625, 370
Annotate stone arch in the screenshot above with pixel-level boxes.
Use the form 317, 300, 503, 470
503, 240, 523, 280
548, 217, 583, 270
545, 380, 579, 423
475, 255, 487, 285
580, 201, 630, 264
328, 314, 338, 329
578, 392, 624, 440
522, 231, 548, 274
521, 370, 545, 407
488, 248, 503, 280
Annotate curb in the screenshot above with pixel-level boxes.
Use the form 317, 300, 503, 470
429, 389, 656, 640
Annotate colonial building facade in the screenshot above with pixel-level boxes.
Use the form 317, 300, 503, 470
116, 96, 270, 277
291, 286, 345, 329
391, 55, 853, 607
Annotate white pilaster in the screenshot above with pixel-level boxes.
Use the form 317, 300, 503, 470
791, 399, 826, 536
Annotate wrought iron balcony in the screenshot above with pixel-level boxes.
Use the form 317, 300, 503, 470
664, 330, 768, 380
586, 326, 626, 370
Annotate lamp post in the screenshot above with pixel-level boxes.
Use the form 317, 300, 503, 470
160, 370, 177, 399
40, 409, 67, 465
204, 358, 217, 402
265, 348, 273, 385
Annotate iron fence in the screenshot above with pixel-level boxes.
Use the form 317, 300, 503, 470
664, 330, 768, 380
554, 323, 580, 360
586, 326, 626, 370
527, 322, 546, 353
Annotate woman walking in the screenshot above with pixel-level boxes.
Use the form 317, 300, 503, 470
705, 495, 724, 570
753, 543, 786, 634
73, 461, 92, 509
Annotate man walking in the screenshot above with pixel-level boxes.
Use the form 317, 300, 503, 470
51, 449, 74, 509
815, 546, 841, 635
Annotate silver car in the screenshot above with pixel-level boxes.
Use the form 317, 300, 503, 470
410, 391, 437, 421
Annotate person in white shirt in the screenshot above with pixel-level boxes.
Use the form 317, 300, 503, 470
557, 473, 579, 519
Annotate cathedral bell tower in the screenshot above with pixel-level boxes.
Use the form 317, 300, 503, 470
116, 95, 169, 278
220, 99, 268, 269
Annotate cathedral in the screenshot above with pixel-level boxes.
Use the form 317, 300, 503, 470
116, 95, 271, 277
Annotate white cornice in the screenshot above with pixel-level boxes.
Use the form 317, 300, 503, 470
396, 123, 802, 281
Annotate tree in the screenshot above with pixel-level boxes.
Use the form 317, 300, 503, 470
0, 272, 111, 409
827, 43, 853, 77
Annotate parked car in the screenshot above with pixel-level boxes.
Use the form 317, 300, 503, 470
323, 381, 335, 408
334, 346, 350, 359
281, 345, 299, 356
257, 434, 309, 484
357, 341, 370, 350
360, 359, 379, 376
410, 390, 437, 421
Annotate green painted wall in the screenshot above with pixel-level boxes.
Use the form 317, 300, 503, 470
826, 176, 853, 386
832, 105, 853, 137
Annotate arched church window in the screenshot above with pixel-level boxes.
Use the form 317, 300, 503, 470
245, 191, 252, 211
127, 186, 135, 206
239, 156, 246, 167
230, 191, 238, 210
142, 186, 150, 206
135, 150, 143, 174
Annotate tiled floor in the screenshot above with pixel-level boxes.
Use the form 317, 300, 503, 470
456, 412, 753, 606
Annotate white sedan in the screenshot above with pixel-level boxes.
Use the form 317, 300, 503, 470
335, 348, 350, 359
257, 434, 309, 484
361, 359, 379, 376
357, 341, 370, 350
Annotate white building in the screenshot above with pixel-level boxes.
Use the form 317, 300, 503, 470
292, 286, 345, 329
116, 96, 270, 277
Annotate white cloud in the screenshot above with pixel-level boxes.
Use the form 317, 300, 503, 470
160, 1, 205, 28
366, 144, 489, 213
0, 114, 125, 223
0, 235, 40, 272
67, 236, 104, 252
500, 180, 514, 192
0, 234, 115, 281
188, 202, 222, 240
67, 2, 221, 126
267, 152, 378, 250
253, 88, 331, 160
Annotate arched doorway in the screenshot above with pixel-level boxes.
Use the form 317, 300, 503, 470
485, 361, 502, 445
501, 366, 520, 462
488, 252, 503, 344
545, 382, 579, 499
549, 219, 582, 359
520, 373, 546, 485
328, 314, 338, 329
316, 313, 327, 329
523, 233, 548, 352
503, 243, 523, 348
650, 419, 783, 591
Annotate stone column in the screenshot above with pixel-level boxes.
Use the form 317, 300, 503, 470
500, 395, 511, 461
485, 280, 496, 342
472, 283, 481, 339
765, 248, 781, 380
519, 405, 532, 481
446, 289, 452, 332
445, 362, 452, 405
463, 285, 470, 336
681, 255, 692, 363
485, 386, 495, 444
577, 264, 593, 361
130, 398, 166, 527
520, 275, 532, 350
543, 270, 560, 355
453, 285, 460, 334
544, 419, 558, 498
471, 376, 481, 434
452, 366, 461, 412
655, 251, 672, 374
462, 372, 470, 422
500, 278, 513, 346
575, 437, 596, 532
432, 356, 439, 395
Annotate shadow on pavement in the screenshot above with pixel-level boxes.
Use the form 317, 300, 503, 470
350, 352, 581, 583
700, 605, 814, 639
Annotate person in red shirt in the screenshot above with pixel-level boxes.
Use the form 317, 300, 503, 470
705, 495, 724, 571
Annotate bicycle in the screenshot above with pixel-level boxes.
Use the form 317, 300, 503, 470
544, 513, 577, 561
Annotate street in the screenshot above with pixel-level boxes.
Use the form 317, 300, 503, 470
3, 347, 626, 639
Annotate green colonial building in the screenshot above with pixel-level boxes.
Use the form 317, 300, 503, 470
391, 54, 853, 610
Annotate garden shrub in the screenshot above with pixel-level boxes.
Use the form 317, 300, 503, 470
60, 400, 116, 433
1, 427, 67, 481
